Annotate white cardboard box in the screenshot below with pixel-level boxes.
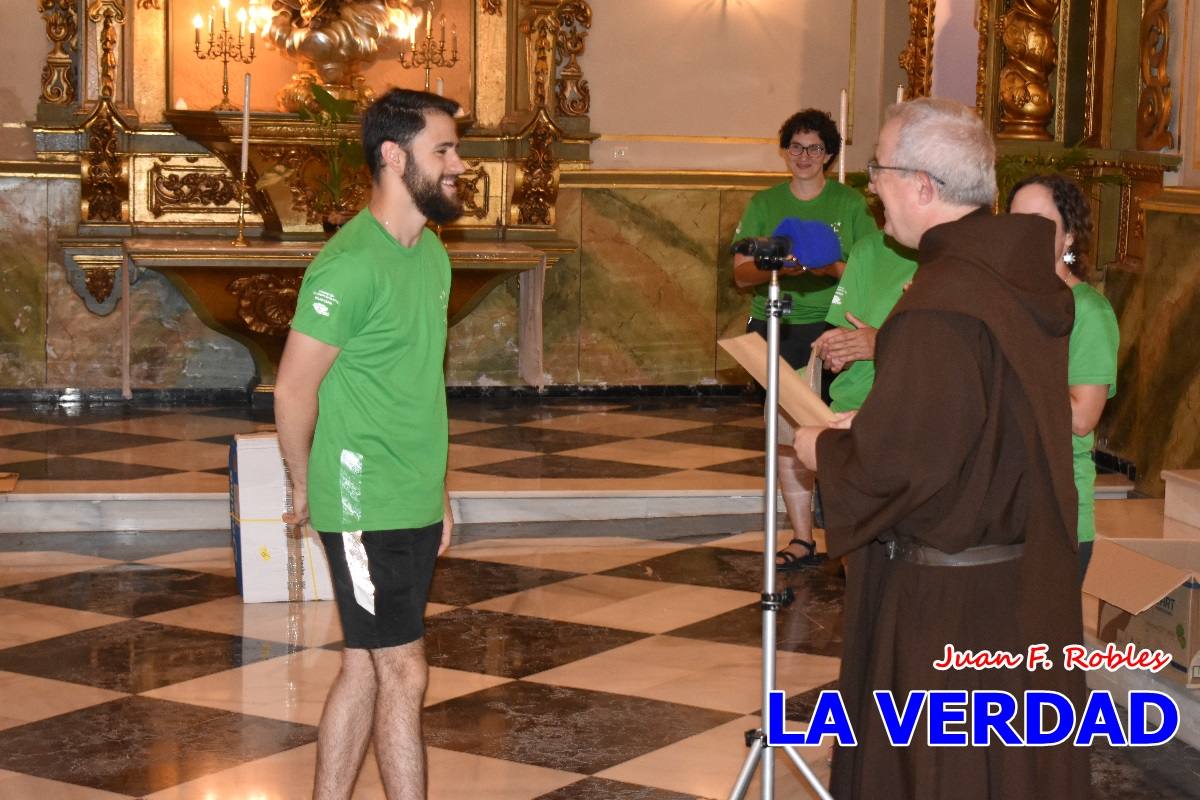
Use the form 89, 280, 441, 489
230, 433, 335, 603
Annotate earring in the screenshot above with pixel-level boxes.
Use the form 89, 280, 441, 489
1062, 250, 1076, 265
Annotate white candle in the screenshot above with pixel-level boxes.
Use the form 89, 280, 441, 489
240, 73, 251, 175
838, 88, 847, 184
435, 77, 444, 96
896, 84, 904, 104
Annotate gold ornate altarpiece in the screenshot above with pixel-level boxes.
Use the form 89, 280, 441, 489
36, 0, 593, 390
900, 0, 1184, 272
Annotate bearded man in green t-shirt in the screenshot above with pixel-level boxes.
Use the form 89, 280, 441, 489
276, 88, 465, 800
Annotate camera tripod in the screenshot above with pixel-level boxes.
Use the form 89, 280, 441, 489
726, 269, 834, 800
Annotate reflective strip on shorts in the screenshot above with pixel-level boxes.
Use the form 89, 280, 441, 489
341, 531, 376, 615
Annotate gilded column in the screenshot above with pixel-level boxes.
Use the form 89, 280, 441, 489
996, 0, 1060, 140
1135, 0, 1173, 151
899, 0, 935, 99
80, 0, 130, 225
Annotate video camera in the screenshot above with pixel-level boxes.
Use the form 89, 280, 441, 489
730, 218, 842, 271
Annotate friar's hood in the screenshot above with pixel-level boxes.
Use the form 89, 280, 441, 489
916, 209, 1074, 338
894, 207, 1078, 543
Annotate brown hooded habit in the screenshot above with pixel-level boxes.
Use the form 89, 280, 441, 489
816, 210, 1090, 799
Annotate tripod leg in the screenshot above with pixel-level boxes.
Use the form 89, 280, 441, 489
726, 735, 766, 800
778, 744, 835, 800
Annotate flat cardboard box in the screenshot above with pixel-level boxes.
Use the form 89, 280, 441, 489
718, 333, 835, 427
1163, 469, 1200, 528
230, 433, 335, 603
1084, 536, 1200, 689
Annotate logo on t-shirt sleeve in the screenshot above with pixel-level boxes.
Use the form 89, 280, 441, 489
311, 289, 339, 318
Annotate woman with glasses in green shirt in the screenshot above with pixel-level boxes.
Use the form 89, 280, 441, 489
732, 109, 877, 570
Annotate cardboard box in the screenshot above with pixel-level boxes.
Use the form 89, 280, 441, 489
229, 433, 335, 603
1084, 537, 1200, 689
1163, 469, 1200, 528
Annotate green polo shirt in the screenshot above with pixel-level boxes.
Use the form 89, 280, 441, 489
1068, 281, 1119, 543
733, 180, 876, 324
824, 232, 919, 412
290, 210, 450, 532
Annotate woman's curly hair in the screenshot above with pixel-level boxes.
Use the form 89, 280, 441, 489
1006, 173, 1092, 279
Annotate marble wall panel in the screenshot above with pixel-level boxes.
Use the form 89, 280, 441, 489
716, 190, 757, 383
46, 266, 257, 389
577, 189, 722, 385
1103, 212, 1200, 496
542, 187, 584, 385
42, 177, 254, 389
0, 179, 49, 388
446, 277, 521, 386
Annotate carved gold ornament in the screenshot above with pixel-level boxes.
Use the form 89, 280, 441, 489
81, 104, 130, 223
456, 162, 490, 220
996, 0, 1060, 140
88, 0, 126, 102
149, 164, 240, 217
84, 267, 118, 304
1136, 0, 1173, 151
511, 110, 559, 226
554, 1, 591, 117
39, 0, 77, 105
524, 7, 556, 110
899, 0, 934, 99
228, 274, 303, 335
482, 0, 502, 13
522, 1, 591, 115
259, 144, 370, 223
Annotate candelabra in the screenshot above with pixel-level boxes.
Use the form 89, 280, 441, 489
398, 3, 458, 92
193, 0, 257, 111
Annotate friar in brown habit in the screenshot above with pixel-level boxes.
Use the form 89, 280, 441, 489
794, 98, 1090, 800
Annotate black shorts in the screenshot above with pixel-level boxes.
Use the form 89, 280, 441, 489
319, 522, 442, 650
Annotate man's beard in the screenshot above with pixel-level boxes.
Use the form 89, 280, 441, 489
403, 154, 463, 225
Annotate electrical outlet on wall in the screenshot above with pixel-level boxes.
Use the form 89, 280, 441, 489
612, 146, 628, 161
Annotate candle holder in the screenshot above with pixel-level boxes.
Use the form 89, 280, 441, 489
194, 1, 257, 111
233, 174, 250, 247
398, 4, 458, 92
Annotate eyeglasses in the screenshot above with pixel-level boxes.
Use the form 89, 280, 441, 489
867, 158, 945, 186
786, 143, 826, 157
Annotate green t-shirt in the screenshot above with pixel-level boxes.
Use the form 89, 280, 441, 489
824, 231, 919, 412
290, 210, 451, 532
733, 180, 876, 324
1068, 281, 1119, 543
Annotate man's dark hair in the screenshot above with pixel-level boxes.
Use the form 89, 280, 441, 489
1006, 173, 1092, 279
778, 108, 841, 169
362, 88, 460, 182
